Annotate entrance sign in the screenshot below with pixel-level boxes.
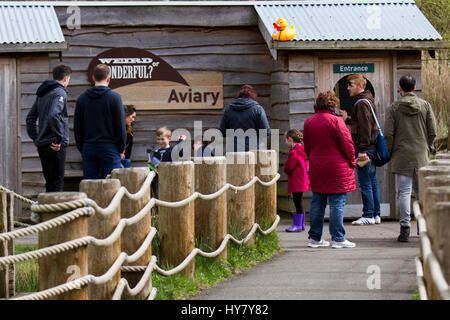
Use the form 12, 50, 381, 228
88, 47, 223, 110
333, 63, 375, 73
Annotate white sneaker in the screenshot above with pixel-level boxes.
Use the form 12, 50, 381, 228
374, 216, 381, 224
308, 238, 330, 248
332, 239, 356, 249
352, 217, 375, 225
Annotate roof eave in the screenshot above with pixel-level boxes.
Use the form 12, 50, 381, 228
0, 42, 68, 53
272, 40, 450, 51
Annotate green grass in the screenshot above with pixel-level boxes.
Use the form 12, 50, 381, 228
153, 221, 281, 300
14, 244, 39, 293
412, 288, 420, 300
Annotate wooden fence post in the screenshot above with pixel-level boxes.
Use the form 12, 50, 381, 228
79, 179, 121, 300
432, 202, 450, 285
159, 161, 195, 279
226, 152, 256, 245
110, 167, 152, 299
423, 187, 450, 255
418, 166, 450, 207
0, 190, 8, 298
253, 150, 278, 225
38, 192, 88, 300
194, 156, 227, 260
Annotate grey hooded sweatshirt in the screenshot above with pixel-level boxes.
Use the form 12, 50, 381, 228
384, 92, 437, 176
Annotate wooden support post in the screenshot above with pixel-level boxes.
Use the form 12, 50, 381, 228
226, 152, 256, 245
0, 191, 8, 299
79, 179, 121, 300
418, 166, 450, 207
423, 187, 450, 254
159, 161, 195, 279
110, 167, 152, 300
194, 157, 227, 260
253, 150, 278, 225
432, 202, 450, 285
38, 192, 88, 300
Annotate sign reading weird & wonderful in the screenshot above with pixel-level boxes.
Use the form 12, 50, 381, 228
87, 47, 223, 110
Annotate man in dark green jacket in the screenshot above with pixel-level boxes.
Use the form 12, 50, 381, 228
384, 74, 437, 242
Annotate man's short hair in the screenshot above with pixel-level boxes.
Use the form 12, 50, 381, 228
93, 64, 111, 82
347, 74, 367, 89
52, 64, 72, 81
399, 74, 416, 92
156, 126, 171, 138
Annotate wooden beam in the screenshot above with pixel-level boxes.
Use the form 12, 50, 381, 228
0, 43, 68, 53
273, 40, 450, 51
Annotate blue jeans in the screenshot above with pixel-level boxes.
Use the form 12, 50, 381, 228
121, 158, 131, 168
356, 148, 381, 219
308, 192, 347, 242
82, 146, 122, 179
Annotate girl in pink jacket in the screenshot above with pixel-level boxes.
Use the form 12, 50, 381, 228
283, 129, 309, 232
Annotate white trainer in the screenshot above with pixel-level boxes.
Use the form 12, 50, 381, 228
352, 217, 375, 225
308, 238, 330, 248
332, 240, 356, 249
374, 216, 381, 224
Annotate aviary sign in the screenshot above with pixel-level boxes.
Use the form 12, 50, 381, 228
87, 47, 223, 110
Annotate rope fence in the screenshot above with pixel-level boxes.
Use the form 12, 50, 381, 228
0, 151, 280, 300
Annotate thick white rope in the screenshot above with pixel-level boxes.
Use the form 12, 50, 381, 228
0, 186, 36, 205
0, 207, 93, 242
11, 214, 279, 300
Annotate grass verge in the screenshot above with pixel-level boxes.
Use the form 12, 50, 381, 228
152, 223, 281, 300
14, 244, 39, 293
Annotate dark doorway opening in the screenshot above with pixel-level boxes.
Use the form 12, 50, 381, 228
334, 75, 375, 116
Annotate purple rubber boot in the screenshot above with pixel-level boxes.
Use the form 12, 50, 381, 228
299, 212, 306, 231
285, 213, 303, 232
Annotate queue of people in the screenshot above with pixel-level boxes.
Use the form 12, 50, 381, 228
26, 64, 436, 244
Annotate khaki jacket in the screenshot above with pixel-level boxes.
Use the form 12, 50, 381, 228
384, 92, 437, 176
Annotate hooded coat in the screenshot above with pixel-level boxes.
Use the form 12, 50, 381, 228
303, 110, 356, 194
219, 98, 270, 151
26, 80, 69, 147
384, 92, 437, 176
283, 143, 309, 194
74, 86, 126, 153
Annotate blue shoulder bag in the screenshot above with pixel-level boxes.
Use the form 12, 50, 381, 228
355, 99, 390, 167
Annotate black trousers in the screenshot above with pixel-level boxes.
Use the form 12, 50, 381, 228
38, 145, 66, 192
292, 192, 304, 213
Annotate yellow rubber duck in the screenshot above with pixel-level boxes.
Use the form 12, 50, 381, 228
272, 18, 296, 41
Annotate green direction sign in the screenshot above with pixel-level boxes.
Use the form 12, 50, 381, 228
333, 63, 375, 73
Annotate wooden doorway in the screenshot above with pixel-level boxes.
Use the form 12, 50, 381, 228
317, 56, 393, 218
0, 58, 19, 193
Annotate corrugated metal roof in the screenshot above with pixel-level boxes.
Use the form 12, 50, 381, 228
255, 0, 442, 41
0, 4, 65, 44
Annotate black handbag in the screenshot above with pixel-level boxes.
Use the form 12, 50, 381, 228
354, 99, 390, 167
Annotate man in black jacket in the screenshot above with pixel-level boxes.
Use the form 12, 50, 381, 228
26, 64, 72, 192
74, 64, 126, 179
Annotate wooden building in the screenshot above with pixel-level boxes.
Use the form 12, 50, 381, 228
0, 1, 446, 221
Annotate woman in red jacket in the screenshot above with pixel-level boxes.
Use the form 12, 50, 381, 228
303, 91, 357, 249
283, 129, 309, 232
